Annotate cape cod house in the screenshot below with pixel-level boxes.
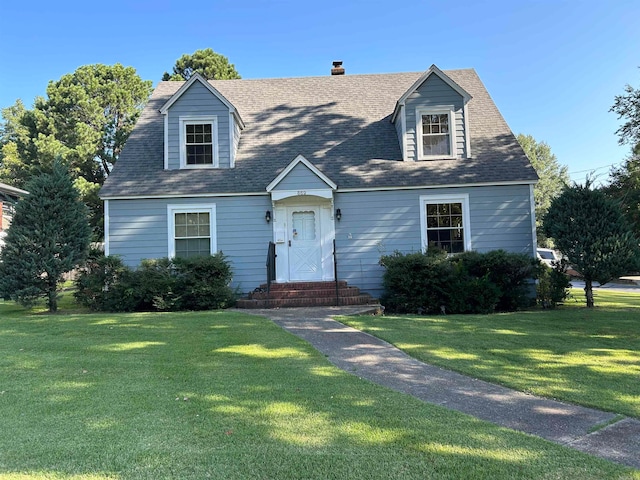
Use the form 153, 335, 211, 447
100, 63, 538, 306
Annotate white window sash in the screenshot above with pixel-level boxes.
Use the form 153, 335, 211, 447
419, 194, 471, 252
179, 116, 219, 169
167, 204, 217, 258
416, 107, 456, 160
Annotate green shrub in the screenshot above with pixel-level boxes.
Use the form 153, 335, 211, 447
453, 250, 538, 311
380, 249, 455, 314
447, 273, 502, 314
134, 258, 180, 311
380, 249, 538, 314
173, 254, 235, 310
74, 252, 235, 312
536, 259, 571, 308
74, 250, 138, 312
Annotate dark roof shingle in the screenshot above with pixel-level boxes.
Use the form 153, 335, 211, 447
100, 69, 537, 198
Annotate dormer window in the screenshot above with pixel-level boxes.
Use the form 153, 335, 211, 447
179, 116, 219, 168
416, 106, 456, 160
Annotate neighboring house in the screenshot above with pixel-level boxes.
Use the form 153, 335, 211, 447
100, 63, 538, 300
0, 182, 29, 251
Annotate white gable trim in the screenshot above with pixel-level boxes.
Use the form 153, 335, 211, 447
104, 199, 110, 256
400, 104, 408, 161
163, 113, 169, 169
266, 154, 337, 192
270, 189, 334, 202
159, 73, 245, 129
391, 65, 472, 123
463, 103, 472, 158
229, 112, 236, 168
529, 184, 537, 258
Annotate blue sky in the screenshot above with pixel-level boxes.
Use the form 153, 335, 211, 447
1, 0, 638, 182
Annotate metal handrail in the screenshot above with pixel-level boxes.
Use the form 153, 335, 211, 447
333, 239, 339, 306
266, 241, 276, 296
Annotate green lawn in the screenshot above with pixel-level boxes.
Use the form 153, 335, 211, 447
339, 289, 640, 419
0, 296, 638, 479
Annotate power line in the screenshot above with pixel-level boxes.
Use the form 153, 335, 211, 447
569, 161, 625, 175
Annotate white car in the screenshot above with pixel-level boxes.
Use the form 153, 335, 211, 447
537, 248, 560, 267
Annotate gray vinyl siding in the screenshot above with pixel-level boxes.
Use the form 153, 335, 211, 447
334, 184, 533, 296
405, 74, 467, 161
166, 81, 232, 169
273, 163, 331, 191
108, 195, 272, 292
108, 184, 533, 296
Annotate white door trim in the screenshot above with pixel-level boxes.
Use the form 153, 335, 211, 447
273, 197, 335, 282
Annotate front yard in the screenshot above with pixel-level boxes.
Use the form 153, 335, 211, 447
340, 289, 640, 418
1, 295, 638, 479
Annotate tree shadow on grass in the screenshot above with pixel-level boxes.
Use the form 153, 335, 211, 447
0, 308, 632, 479
340, 308, 640, 418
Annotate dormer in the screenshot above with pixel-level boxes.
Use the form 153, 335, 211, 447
159, 73, 244, 170
391, 65, 471, 162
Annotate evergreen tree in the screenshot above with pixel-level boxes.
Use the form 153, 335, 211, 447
543, 180, 640, 308
0, 161, 91, 312
162, 48, 241, 81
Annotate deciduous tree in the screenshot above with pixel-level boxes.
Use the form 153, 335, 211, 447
605, 152, 640, 239
611, 71, 640, 152
517, 134, 569, 247
162, 48, 241, 81
543, 180, 639, 308
0, 64, 153, 238
0, 161, 91, 312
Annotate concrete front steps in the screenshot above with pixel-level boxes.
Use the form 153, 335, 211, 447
236, 281, 378, 309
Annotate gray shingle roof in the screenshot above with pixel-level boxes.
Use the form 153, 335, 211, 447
100, 69, 537, 198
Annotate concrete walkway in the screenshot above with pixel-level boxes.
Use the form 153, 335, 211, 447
248, 306, 640, 469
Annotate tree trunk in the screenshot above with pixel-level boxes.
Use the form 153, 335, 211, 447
47, 281, 58, 313
584, 278, 594, 308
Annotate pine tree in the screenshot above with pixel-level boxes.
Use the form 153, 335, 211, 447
0, 161, 91, 312
162, 48, 241, 81
543, 180, 640, 307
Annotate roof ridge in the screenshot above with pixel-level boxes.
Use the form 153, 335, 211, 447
155, 68, 476, 86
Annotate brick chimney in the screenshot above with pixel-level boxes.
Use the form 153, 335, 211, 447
331, 61, 345, 76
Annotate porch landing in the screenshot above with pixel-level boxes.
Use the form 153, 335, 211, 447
236, 281, 379, 309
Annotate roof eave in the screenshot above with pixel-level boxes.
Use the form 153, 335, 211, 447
159, 73, 245, 129
392, 65, 473, 123
0, 182, 29, 198
266, 154, 338, 192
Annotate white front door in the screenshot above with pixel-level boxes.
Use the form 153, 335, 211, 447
273, 199, 335, 283
288, 207, 322, 281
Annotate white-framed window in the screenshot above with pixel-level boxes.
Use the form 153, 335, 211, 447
179, 116, 219, 168
416, 107, 456, 160
167, 204, 217, 258
419, 194, 471, 253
